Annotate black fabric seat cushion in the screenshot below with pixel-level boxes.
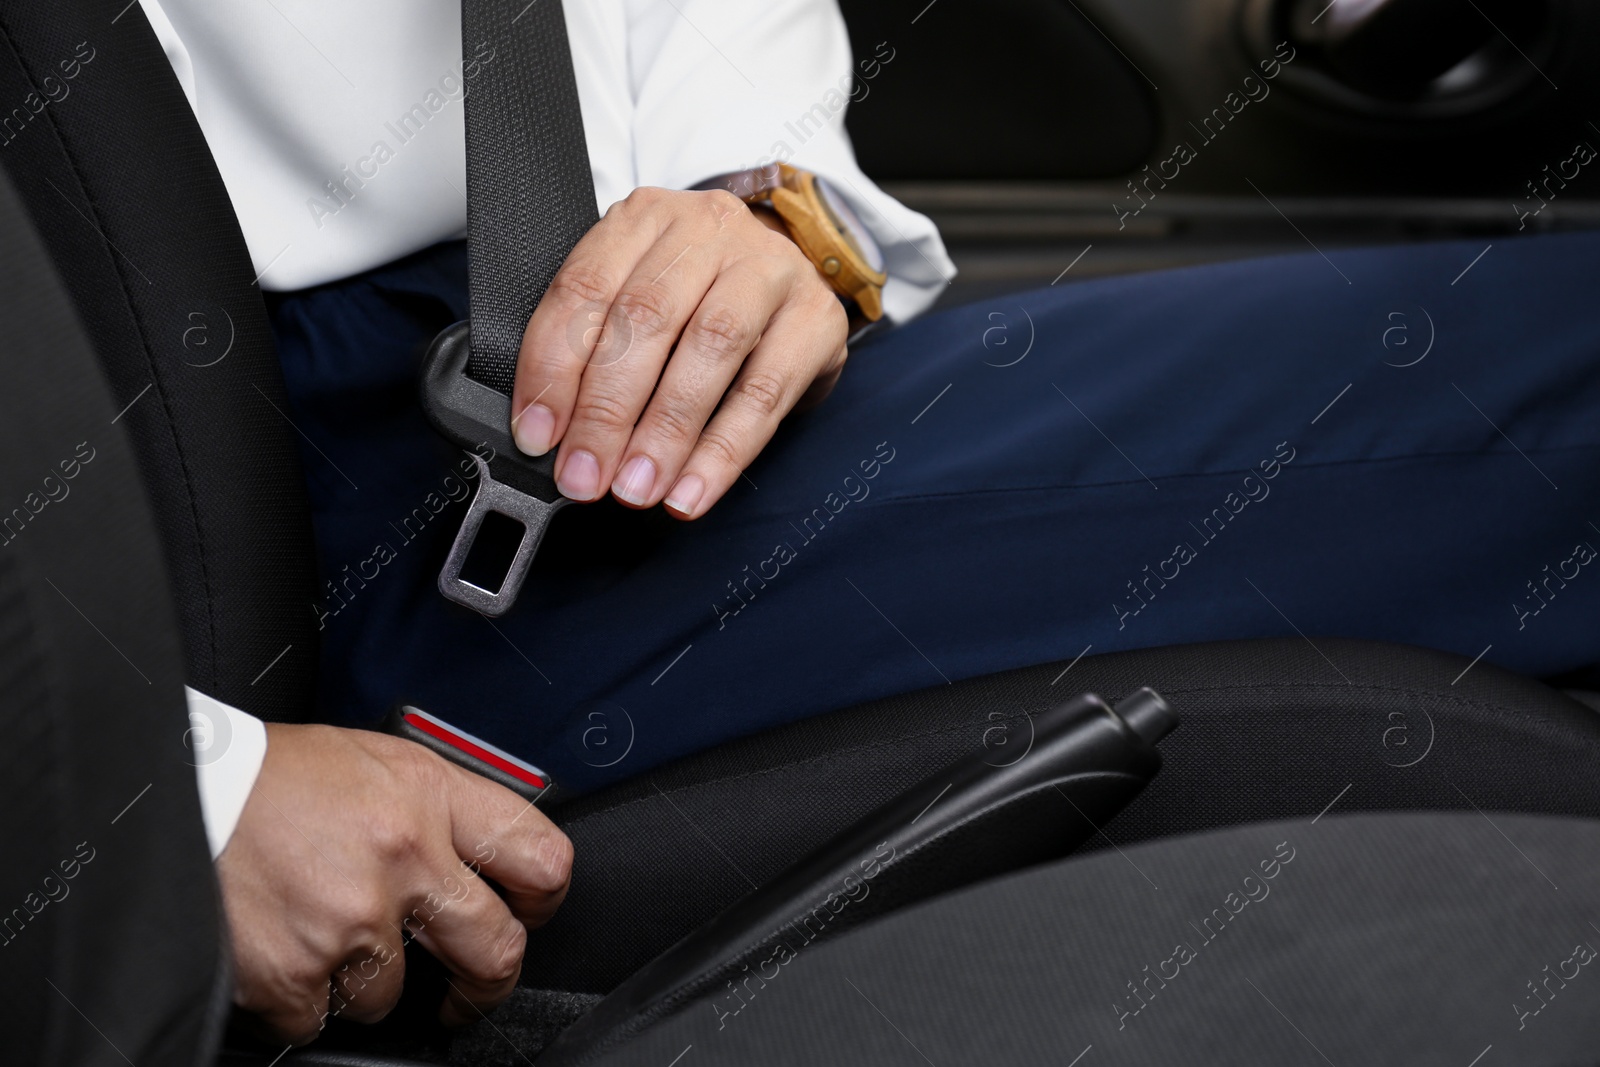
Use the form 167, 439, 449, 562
531, 638, 1600, 992
590, 811, 1600, 1066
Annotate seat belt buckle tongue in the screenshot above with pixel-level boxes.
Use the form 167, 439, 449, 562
420, 321, 568, 617
385, 705, 554, 804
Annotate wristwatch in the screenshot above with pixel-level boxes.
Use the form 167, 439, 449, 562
693, 164, 889, 322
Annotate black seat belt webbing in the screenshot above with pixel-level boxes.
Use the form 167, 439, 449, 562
419, 0, 599, 616
463, 0, 599, 394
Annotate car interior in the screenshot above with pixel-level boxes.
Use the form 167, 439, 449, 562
846, 0, 1600, 304
5, 0, 1600, 1064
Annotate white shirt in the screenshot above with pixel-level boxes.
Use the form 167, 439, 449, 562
145, 0, 955, 854
137, 0, 954, 319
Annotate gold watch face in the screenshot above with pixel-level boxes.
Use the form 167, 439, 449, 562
812, 176, 886, 275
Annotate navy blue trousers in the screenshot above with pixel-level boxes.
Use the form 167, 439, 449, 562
267, 231, 1600, 794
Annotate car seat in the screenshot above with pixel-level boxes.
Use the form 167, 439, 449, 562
4, 3, 1599, 1066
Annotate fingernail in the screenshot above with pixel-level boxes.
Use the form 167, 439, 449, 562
557, 449, 601, 501
664, 473, 706, 517
513, 403, 556, 456
611, 455, 657, 506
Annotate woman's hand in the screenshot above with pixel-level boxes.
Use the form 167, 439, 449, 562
510, 186, 849, 519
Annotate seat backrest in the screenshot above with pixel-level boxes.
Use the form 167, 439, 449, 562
0, 0, 318, 721
0, 159, 223, 1067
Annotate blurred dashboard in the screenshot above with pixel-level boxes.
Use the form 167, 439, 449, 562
837, 0, 1600, 303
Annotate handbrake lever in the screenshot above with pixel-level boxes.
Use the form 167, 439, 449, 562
540, 688, 1178, 1066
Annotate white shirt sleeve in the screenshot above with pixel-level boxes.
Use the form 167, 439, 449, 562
618, 0, 956, 322
185, 687, 268, 859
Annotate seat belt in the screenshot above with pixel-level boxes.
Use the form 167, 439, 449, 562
419, 0, 599, 617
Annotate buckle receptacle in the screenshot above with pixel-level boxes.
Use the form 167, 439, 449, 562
420, 321, 568, 616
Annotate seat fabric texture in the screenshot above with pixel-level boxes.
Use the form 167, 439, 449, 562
587, 811, 1600, 1067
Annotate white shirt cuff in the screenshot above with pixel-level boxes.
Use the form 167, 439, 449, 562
185, 687, 268, 859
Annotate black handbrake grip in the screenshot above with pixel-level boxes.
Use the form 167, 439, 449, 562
540, 688, 1178, 1066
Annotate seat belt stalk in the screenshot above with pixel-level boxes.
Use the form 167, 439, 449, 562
385, 703, 554, 803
